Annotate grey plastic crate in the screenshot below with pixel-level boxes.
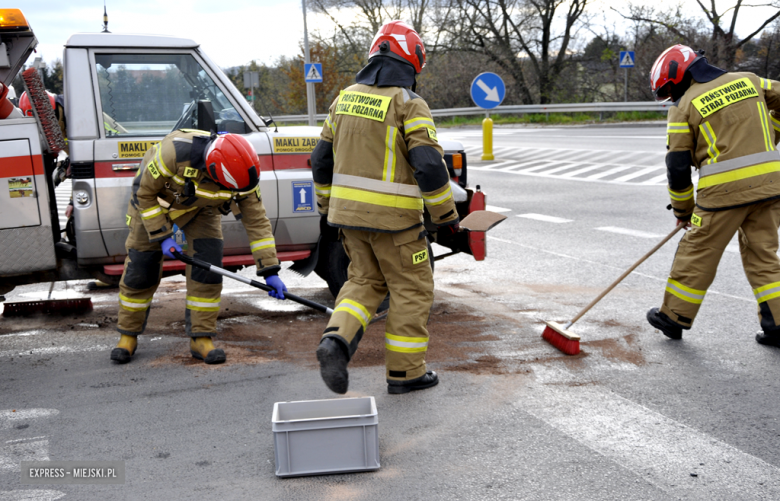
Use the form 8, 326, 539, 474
272, 396, 380, 477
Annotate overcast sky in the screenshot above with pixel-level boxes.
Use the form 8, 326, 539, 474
19, 0, 780, 70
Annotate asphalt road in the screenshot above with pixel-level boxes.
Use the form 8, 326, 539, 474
3, 124, 780, 500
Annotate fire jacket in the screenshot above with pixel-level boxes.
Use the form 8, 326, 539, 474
311, 83, 459, 233
667, 72, 780, 217
129, 129, 279, 274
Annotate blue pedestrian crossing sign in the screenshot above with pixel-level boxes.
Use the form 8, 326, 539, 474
292, 181, 314, 212
470, 72, 505, 109
304, 63, 323, 83
619, 51, 635, 68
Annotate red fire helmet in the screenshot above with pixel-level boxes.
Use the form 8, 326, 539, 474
205, 134, 259, 192
650, 44, 700, 102
18, 90, 56, 117
368, 21, 426, 74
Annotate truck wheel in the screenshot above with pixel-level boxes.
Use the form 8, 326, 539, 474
324, 238, 434, 312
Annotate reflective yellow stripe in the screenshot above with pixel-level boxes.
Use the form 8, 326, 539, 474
666, 122, 690, 133
154, 144, 174, 178
193, 182, 232, 200
172, 175, 185, 186
385, 332, 428, 353
315, 185, 331, 197
665, 279, 706, 304
404, 117, 436, 134
699, 122, 720, 165
698, 161, 780, 189
760, 78, 772, 90
140, 205, 163, 220
383, 126, 397, 182
250, 238, 275, 252
668, 186, 693, 201
754, 281, 780, 303
185, 296, 220, 311
118, 294, 152, 311
758, 102, 774, 152
331, 186, 423, 210
334, 299, 371, 330
771, 115, 780, 133
422, 185, 453, 206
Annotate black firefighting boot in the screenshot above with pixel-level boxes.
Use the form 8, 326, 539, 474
646, 308, 685, 340
387, 371, 439, 395
190, 337, 226, 364
110, 334, 138, 364
316, 337, 349, 394
756, 329, 780, 348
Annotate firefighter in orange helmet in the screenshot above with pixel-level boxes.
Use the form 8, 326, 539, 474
112, 131, 287, 364
647, 45, 780, 346
311, 21, 459, 394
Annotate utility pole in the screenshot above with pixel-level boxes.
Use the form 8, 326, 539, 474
302, 0, 316, 126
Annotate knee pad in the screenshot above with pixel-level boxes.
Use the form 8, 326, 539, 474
192, 238, 223, 284
123, 249, 162, 289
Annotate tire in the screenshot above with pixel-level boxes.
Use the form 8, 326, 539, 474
323, 237, 434, 313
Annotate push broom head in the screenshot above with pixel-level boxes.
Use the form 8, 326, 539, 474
542, 321, 580, 355
21, 67, 66, 155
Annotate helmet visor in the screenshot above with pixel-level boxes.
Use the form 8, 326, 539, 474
653, 82, 673, 103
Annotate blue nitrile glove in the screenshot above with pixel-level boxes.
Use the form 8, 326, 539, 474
265, 274, 287, 300
161, 237, 182, 259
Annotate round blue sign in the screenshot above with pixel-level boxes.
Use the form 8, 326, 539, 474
470, 72, 506, 109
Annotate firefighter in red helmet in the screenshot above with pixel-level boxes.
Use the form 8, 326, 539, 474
111, 131, 287, 364
646, 44, 780, 346
311, 21, 459, 394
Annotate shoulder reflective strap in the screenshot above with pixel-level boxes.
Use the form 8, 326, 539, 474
760, 78, 772, 90
698, 122, 720, 165
757, 101, 774, 152
383, 126, 398, 182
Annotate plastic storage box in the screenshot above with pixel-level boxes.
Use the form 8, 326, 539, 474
272, 396, 380, 477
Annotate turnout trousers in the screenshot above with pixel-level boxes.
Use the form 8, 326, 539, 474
322, 227, 434, 381
117, 205, 224, 337
661, 199, 780, 331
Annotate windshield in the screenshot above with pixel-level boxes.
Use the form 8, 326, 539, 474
94, 53, 246, 137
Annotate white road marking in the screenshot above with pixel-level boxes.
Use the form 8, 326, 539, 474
0, 440, 49, 472
485, 205, 511, 213
516, 213, 573, 224
486, 235, 753, 302
611, 165, 665, 183
522, 383, 780, 498
585, 164, 636, 180
0, 490, 66, 501
595, 227, 664, 239
5, 436, 47, 444
0, 409, 59, 430
0, 345, 110, 358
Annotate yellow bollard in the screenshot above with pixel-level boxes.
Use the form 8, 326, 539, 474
481, 117, 494, 161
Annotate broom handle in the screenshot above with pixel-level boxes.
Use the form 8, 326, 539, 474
172, 250, 333, 315
565, 224, 685, 329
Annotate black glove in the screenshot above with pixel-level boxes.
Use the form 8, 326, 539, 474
320, 215, 339, 241
438, 222, 460, 236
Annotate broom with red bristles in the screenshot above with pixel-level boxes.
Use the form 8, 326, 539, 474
542, 224, 685, 355
1, 69, 92, 317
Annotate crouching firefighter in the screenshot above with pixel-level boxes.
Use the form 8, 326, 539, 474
111, 131, 287, 364
647, 44, 780, 345
311, 21, 459, 394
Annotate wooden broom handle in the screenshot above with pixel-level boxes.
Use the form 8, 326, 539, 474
566, 224, 685, 328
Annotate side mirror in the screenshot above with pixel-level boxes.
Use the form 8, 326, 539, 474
197, 100, 215, 133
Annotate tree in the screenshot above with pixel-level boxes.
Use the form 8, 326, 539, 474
615, 1, 780, 70
446, 0, 589, 104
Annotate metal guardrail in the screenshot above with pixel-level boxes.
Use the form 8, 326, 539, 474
271, 101, 673, 123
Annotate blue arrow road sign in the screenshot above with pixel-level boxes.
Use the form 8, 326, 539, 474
304, 63, 323, 83
470, 73, 505, 109
619, 51, 635, 68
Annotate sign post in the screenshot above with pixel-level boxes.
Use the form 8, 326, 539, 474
302, 0, 316, 126
243, 70, 259, 107
470, 72, 506, 161
619, 50, 635, 102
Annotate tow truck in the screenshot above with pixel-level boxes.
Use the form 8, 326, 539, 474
0, 9, 487, 300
